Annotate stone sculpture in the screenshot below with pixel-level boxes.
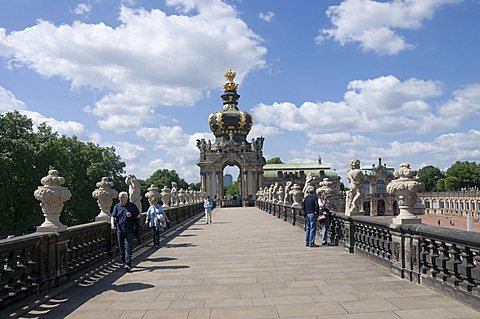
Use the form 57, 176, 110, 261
171, 182, 178, 206
345, 159, 365, 216
284, 181, 292, 205
387, 163, 424, 225
93, 177, 118, 222
289, 184, 303, 208
302, 172, 316, 197
126, 174, 142, 213
160, 186, 171, 208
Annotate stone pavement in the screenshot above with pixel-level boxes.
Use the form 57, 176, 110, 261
20, 207, 480, 319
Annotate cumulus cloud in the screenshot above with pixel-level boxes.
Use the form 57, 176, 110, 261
0, 85, 26, 111
71, 3, 92, 16
252, 75, 480, 139
317, 0, 461, 55
109, 141, 146, 161
259, 11, 275, 22
20, 110, 85, 136
0, 0, 266, 131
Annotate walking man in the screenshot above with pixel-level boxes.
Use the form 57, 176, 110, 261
111, 191, 140, 272
204, 196, 213, 224
302, 186, 319, 247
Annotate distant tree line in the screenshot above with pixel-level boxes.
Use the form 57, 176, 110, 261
418, 162, 480, 192
0, 111, 199, 238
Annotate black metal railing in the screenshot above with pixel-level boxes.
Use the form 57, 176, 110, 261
256, 199, 480, 310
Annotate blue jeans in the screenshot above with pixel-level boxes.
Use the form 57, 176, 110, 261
321, 218, 331, 245
117, 232, 134, 267
305, 213, 317, 246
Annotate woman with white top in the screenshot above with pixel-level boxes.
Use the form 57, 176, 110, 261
146, 196, 168, 248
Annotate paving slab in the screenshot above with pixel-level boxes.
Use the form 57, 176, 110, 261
18, 207, 480, 319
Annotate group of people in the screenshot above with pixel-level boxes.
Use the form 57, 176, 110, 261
111, 192, 214, 273
302, 186, 331, 247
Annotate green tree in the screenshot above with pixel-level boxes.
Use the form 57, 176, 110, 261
145, 169, 189, 190
436, 178, 446, 191
445, 176, 459, 191
445, 161, 480, 189
266, 157, 283, 164
0, 111, 126, 237
418, 165, 445, 192
224, 180, 240, 196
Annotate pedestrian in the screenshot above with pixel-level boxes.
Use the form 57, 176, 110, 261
302, 186, 319, 247
111, 191, 140, 272
146, 196, 168, 248
438, 219, 441, 226
318, 192, 332, 246
204, 195, 213, 224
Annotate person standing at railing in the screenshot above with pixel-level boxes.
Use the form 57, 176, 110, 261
146, 196, 168, 248
318, 192, 332, 246
111, 191, 140, 273
302, 186, 319, 247
204, 196, 213, 224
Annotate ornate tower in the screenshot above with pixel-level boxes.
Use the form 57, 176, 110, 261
197, 69, 266, 206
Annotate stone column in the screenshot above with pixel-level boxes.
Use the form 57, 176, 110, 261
92, 177, 118, 222
387, 163, 424, 225
35, 169, 71, 232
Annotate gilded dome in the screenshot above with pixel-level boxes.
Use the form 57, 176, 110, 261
208, 69, 254, 143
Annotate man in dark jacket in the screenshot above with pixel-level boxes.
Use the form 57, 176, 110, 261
302, 186, 319, 247
111, 191, 140, 272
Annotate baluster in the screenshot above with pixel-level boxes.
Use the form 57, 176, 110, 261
438, 243, 451, 283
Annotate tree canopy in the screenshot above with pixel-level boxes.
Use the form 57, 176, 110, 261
445, 161, 480, 189
266, 157, 283, 164
144, 169, 189, 190
0, 111, 126, 237
418, 165, 445, 192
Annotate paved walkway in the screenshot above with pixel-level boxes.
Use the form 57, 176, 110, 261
21, 207, 480, 319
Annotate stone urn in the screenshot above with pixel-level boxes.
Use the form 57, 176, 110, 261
289, 184, 303, 209
387, 163, 425, 225
317, 178, 333, 196
145, 184, 161, 202
93, 177, 118, 222
277, 186, 285, 204
161, 186, 171, 208
34, 169, 71, 232
178, 188, 186, 206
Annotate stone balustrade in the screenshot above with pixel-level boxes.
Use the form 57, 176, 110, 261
0, 169, 204, 312
256, 198, 480, 310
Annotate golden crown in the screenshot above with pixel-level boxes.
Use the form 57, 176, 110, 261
223, 68, 238, 91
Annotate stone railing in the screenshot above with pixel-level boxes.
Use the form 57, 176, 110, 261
0, 203, 203, 311
256, 199, 480, 310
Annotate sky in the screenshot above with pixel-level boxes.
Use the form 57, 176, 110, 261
0, 0, 479, 184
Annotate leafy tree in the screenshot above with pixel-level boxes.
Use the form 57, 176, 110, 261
445, 176, 459, 191
446, 161, 480, 189
189, 182, 201, 191
266, 157, 283, 164
436, 178, 446, 191
0, 111, 126, 237
145, 169, 189, 190
418, 165, 445, 192
224, 181, 240, 197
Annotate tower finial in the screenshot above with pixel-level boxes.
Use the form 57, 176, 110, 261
223, 68, 238, 91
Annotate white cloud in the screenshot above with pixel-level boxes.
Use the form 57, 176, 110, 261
259, 11, 275, 22
252, 75, 479, 138
71, 3, 92, 16
19, 110, 85, 136
109, 141, 146, 161
248, 123, 280, 139
0, 1, 266, 131
317, 0, 461, 55
0, 85, 26, 111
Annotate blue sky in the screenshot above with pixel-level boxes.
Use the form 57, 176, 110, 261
0, 0, 479, 183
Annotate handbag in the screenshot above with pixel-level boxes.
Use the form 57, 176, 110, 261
317, 214, 327, 222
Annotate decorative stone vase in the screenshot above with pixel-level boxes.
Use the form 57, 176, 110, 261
289, 184, 303, 209
145, 184, 161, 202
178, 188, 186, 206
35, 169, 71, 232
277, 186, 285, 204
387, 163, 425, 225
317, 178, 333, 196
93, 177, 118, 222
160, 186, 171, 208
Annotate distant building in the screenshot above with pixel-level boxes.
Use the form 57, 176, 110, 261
223, 174, 233, 187
361, 158, 398, 216
419, 190, 479, 219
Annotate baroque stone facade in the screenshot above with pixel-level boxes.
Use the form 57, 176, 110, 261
197, 69, 266, 206
361, 158, 398, 216
419, 190, 480, 219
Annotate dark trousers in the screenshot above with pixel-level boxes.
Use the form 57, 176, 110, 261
151, 226, 160, 246
117, 232, 133, 267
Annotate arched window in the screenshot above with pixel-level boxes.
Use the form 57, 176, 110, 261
376, 180, 386, 194
363, 181, 370, 195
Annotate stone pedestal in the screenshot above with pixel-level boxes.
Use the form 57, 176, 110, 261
35, 170, 71, 232
93, 177, 118, 222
